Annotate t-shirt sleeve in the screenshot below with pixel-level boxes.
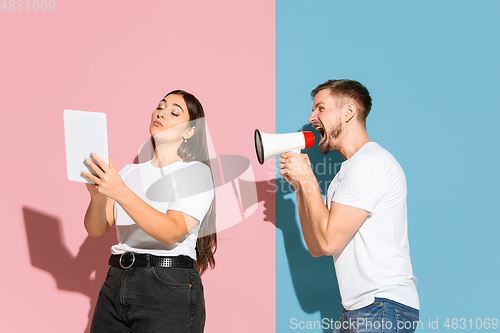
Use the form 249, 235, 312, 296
168, 163, 214, 223
332, 155, 387, 213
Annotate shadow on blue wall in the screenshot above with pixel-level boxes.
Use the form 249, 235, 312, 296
275, 123, 345, 332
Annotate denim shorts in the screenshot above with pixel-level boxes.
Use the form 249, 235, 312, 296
332, 298, 420, 333
90, 266, 205, 333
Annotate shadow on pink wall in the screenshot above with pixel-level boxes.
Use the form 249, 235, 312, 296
22, 148, 276, 333
23, 206, 116, 333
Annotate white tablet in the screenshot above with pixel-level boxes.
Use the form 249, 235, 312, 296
63, 110, 108, 183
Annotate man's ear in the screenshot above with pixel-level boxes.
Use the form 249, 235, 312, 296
344, 103, 357, 123
184, 126, 196, 140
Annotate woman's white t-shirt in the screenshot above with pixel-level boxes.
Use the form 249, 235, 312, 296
111, 160, 214, 260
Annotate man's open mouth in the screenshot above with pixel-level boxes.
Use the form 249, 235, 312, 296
314, 124, 325, 139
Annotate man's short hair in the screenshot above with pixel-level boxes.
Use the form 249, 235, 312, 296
311, 79, 372, 125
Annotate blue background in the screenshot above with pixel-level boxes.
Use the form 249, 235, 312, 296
276, 0, 500, 331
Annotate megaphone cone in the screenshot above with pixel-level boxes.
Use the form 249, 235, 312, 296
254, 129, 315, 164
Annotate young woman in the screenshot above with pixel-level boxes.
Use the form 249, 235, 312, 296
82, 90, 216, 332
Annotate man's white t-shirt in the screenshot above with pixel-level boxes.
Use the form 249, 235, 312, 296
326, 142, 419, 310
111, 160, 214, 260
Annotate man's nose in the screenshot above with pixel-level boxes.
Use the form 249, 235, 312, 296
308, 111, 317, 123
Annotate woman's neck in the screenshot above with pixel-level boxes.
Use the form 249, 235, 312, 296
151, 145, 183, 168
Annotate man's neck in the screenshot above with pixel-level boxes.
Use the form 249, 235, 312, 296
337, 130, 371, 160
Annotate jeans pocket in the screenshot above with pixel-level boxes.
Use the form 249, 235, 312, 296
151, 267, 192, 289
396, 309, 419, 333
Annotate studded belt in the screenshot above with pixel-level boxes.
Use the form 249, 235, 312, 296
109, 252, 196, 269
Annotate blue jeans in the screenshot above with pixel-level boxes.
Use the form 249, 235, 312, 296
90, 266, 205, 332
332, 298, 420, 333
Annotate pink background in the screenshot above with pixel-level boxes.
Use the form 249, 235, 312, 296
0, 1, 276, 332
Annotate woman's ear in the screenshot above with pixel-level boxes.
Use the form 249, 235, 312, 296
184, 126, 196, 140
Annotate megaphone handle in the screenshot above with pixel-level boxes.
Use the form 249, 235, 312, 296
288, 148, 301, 154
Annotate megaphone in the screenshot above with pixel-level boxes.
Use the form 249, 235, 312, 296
254, 129, 315, 165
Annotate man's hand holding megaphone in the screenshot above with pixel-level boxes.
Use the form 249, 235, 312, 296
278, 150, 314, 191
254, 128, 316, 191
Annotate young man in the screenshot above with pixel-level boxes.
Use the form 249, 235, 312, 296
279, 80, 419, 332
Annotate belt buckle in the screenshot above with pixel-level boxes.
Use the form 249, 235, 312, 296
119, 252, 135, 269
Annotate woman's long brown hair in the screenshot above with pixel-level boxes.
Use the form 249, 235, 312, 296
165, 90, 217, 275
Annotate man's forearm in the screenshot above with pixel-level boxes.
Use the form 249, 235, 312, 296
300, 176, 370, 256
296, 178, 330, 256
296, 187, 323, 256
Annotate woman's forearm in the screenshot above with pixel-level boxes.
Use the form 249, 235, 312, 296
84, 197, 112, 237
115, 187, 188, 246
82, 154, 191, 244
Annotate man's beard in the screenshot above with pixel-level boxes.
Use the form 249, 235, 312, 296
318, 121, 343, 154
